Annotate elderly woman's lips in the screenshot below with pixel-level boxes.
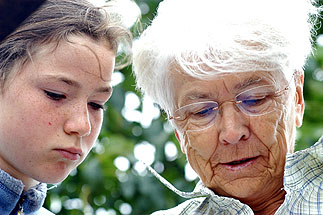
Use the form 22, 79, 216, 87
222, 156, 259, 171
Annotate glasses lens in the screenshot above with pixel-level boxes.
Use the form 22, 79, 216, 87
174, 101, 219, 129
236, 85, 276, 115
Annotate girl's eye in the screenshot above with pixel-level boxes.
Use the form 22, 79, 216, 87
44, 90, 66, 101
88, 102, 106, 111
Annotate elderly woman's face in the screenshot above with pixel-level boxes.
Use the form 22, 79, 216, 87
172, 70, 304, 201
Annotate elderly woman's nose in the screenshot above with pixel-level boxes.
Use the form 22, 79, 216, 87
218, 104, 250, 144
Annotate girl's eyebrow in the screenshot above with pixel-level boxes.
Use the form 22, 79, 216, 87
96, 86, 113, 94
40, 75, 113, 94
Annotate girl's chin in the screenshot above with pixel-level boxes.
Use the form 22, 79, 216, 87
37, 173, 71, 184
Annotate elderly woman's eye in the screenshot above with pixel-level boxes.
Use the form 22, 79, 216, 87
196, 108, 212, 115
192, 106, 216, 118
242, 96, 267, 107
44, 90, 66, 101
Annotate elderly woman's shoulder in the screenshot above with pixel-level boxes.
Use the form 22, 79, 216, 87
286, 135, 323, 164
284, 135, 323, 189
308, 135, 323, 160
276, 135, 323, 214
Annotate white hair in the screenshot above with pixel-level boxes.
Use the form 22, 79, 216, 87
133, 0, 321, 113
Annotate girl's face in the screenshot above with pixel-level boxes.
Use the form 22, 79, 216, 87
0, 35, 115, 188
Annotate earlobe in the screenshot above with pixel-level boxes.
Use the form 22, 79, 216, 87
174, 129, 186, 153
294, 71, 305, 127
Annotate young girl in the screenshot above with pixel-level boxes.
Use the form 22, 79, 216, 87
0, 0, 131, 214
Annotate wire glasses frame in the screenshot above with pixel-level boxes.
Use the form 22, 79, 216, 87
168, 75, 294, 131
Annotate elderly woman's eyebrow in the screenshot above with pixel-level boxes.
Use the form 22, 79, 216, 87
234, 75, 264, 91
187, 92, 212, 100
183, 75, 266, 101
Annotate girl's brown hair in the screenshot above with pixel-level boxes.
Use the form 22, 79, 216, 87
0, 0, 132, 90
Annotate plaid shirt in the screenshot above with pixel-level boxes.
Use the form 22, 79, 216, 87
148, 136, 323, 215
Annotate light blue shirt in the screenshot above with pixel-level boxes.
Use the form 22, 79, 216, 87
149, 136, 323, 215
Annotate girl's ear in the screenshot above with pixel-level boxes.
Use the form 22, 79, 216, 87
294, 70, 305, 127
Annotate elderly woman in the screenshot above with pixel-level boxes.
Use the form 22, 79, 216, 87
0, 0, 131, 214
133, 0, 323, 214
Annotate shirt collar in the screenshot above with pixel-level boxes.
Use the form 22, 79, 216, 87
0, 169, 47, 214
283, 135, 323, 191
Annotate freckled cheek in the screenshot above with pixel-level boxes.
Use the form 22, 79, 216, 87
92, 114, 103, 133
85, 116, 103, 147
45, 113, 62, 128
40, 112, 62, 129
30, 111, 69, 141
23, 109, 55, 129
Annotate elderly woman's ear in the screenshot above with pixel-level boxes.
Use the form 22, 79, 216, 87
174, 129, 186, 153
295, 70, 305, 127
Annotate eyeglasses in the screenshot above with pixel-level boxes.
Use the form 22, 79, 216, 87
169, 82, 291, 132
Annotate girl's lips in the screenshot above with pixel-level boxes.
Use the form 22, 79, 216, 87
222, 156, 259, 171
55, 149, 81, 161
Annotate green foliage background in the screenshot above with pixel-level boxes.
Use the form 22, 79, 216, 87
44, 0, 323, 214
